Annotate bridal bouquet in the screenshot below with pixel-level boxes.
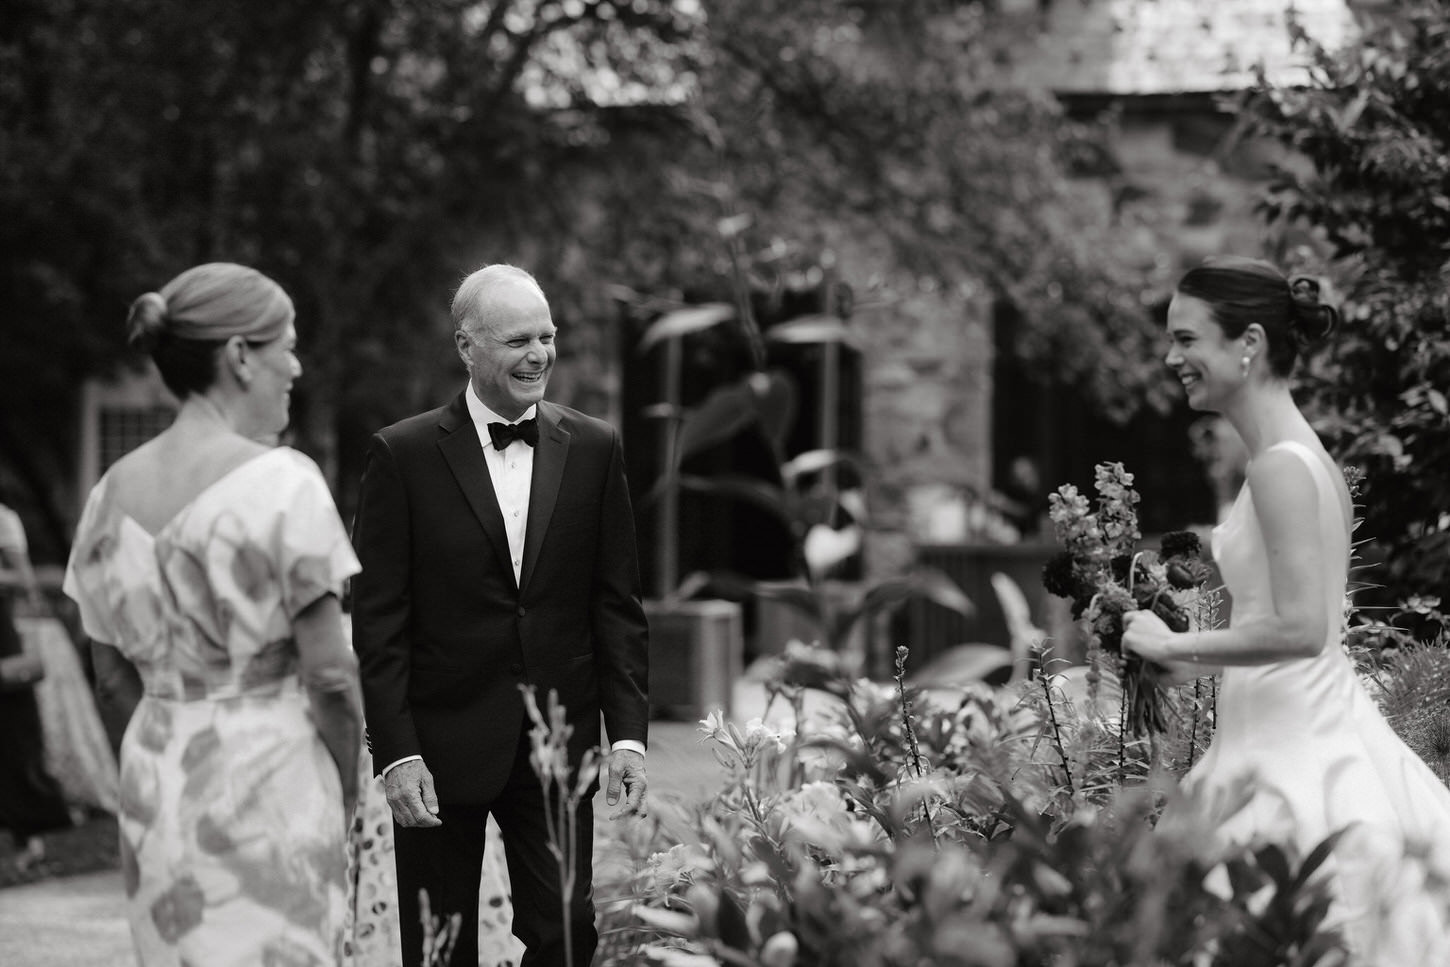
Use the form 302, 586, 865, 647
1042, 462, 1212, 735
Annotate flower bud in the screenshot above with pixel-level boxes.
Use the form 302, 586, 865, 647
760, 931, 799, 967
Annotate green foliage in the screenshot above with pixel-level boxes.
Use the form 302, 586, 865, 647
1241, 2, 1450, 604
1, 0, 705, 546
3, 0, 1169, 560
1357, 631, 1450, 784
597, 647, 1368, 966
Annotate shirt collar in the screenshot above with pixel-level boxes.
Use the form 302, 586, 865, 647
464, 382, 537, 430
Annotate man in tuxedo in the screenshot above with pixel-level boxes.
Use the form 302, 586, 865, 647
351, 263, 649, 967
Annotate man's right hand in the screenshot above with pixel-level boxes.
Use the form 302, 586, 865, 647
384, 759, 442, 827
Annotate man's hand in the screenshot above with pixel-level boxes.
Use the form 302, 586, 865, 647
384, 759, 442, 828
606, 748, 647, 819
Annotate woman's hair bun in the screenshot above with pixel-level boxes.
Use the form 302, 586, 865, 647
126, 291, 169, 352
1287, 274, 1339, 346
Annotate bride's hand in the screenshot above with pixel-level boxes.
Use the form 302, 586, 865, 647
1121, 609, 1176, 663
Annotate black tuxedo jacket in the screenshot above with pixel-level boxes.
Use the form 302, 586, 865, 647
351, 393, 649, 804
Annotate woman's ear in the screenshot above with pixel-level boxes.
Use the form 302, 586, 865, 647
1241, 323, 1266, 356
222, 335, 252, 387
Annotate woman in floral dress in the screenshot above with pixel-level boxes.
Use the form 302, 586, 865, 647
63, 263, 363, 967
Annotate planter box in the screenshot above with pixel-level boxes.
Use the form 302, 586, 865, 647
644, 599, 744, 721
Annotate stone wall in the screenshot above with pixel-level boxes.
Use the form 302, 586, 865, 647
828, 236, 996, 581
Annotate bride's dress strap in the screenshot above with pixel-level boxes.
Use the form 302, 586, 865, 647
1263, 441, 1347, 528
1264, 439, 1326, 478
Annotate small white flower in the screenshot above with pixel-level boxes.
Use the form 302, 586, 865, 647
759, 931, 798, 967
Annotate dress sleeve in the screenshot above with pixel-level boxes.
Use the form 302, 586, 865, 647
275, 453, 361, 619
62, 484, 118, 644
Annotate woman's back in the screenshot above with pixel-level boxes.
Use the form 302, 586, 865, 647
101, 425, 269, 537
64, 445, 361, 966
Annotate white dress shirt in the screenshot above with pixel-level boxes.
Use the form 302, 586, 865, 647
382, 384, 643, 778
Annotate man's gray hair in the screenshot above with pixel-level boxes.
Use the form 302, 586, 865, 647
451, 264, 547, 333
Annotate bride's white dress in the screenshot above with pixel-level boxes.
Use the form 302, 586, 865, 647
1184, 440, 1450, 964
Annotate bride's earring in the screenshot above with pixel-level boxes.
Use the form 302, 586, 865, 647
1240, 354, 1252, 378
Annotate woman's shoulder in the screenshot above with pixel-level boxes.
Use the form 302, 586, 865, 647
1247, 438, 1350, 523
1246, 445, 1318, 496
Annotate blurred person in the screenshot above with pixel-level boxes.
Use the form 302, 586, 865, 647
1123, 256, 1450, 965
0, 501, 70, 873
351, 264, 649, 967
0, 496, 120, 819
999, 455, 1046, 539
62, 263, 362, 965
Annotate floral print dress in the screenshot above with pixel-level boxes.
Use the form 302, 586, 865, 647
63, 448, 360, 967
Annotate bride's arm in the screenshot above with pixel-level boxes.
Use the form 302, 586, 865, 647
1157, 658, 1221, 684
1125, 450, 1330, 668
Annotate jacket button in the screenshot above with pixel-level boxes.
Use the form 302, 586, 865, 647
509, 663, 523, 675
517, 606, 526, 617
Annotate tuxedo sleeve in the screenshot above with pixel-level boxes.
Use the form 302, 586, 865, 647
351, 433, 422, 773
591, 427, 650, 748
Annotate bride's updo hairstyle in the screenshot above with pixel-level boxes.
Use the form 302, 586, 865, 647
126, 263, 294, 398
1175, 255, 1339, 378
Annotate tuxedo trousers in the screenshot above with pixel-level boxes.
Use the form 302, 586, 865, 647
393, 723, 597, 967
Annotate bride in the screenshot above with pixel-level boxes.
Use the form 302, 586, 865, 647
1122, 256, 1450, 965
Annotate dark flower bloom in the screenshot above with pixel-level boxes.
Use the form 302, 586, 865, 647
1166, 560, 1213, 590
1159, 530, 1202, 560
1109, 554, 1133, 583
1130, 583, 1158, 610
1042, 552, 1084, 601
1151, 596, 1191, 633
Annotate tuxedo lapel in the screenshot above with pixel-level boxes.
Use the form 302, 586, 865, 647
520, 401, 569, 594
436, 394, 517, 591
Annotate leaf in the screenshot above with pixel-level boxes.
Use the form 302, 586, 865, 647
641, 945, 720, 967
802, 523, 861, 579
634, 905, 701, 937
857, 567, 974, 620
779, 448, 868, 486
675, 381, 767, 464
764, 315, 861, 349
636, 304, 736, 355
715, 888, 751, 953
717, 213, 752, 238
1253, 843, 1293, 887
665, 475, 794, 533
1286, 829, 1345, 896
748, 833, 796, 885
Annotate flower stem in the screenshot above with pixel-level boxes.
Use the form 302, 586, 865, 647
1039, 673, 1074, 798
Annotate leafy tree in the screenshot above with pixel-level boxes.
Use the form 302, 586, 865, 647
0, 0, 704, 556
1243, 1, 1450, 611
660, 0, 1173, 419
1, 0, 1168, 567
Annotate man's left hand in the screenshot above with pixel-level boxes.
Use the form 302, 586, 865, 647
606, 748, 647, 819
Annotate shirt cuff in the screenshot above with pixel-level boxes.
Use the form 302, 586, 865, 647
611, 739, 646, 757
381, 754, 423, 776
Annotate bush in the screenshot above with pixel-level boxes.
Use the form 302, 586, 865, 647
588, 642, 1432, 966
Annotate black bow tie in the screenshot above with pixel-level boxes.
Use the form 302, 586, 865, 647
488, 418, 538, 449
